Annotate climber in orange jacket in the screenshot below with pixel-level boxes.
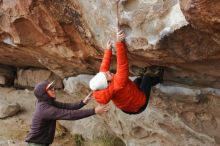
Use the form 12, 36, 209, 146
89, 30, 162, 114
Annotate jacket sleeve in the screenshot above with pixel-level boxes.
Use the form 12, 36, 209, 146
114, 42, 129, 90
93, 88, 112, 104
100, 49, 112, 72
52, 100, 85, 110
43, 105, 95, 120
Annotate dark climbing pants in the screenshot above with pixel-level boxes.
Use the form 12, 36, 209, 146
123, 76, 161, 115
27, 142, 49, 146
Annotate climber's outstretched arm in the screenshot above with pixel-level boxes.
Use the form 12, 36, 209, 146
114, 31, 129, 89
99, 40, 113, 72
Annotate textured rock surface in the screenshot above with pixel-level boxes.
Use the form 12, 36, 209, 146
63, 75, 220, 146
0, 65, 15, 86
0, 76, 5, 85
104, 84, 220, 146
0, 100, 20, 119
0, 0, 220, 145
0, 0, 219, 88
180, 0, 220, 45
14, 68, 63, 89
78, 0, 187, 46
0, 0, 102, 77
63, 74, 93, 95
0, 77, 220, 145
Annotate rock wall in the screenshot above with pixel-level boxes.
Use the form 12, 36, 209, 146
0, 74, 220, 146
104, 85, 220, 146
14, 68, 63, 89
63, 75, 220, 146
0, 65, 15, 86
0, 0, 102, 77
0, 0, 219, 88
180, 0, 220, 45
0, 0, 220, 146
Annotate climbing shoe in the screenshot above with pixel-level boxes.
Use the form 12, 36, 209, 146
144, 66, 164, 83
136, 67, 148, 77
157, 67, 164, 83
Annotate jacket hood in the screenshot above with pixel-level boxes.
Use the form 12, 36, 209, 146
34, 80, 54, 102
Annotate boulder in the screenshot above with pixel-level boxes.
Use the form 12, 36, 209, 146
101, 85, 220, 146
63, 74, 93, 95
14, 68, 63, 89
0, 0, 219, 88
0, 76, 6, 85
62, 74, 220, 146
0, 65, 15, 86
0, 100, 21, 119
0, 140, 8, 146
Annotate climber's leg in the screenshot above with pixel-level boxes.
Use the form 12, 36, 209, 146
133, 77, 142, 88
123, 67, 164, 115
140, 76, 161, 92
135, 76, 161, 114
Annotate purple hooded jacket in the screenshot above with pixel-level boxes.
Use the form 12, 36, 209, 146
25, 80, 95, 145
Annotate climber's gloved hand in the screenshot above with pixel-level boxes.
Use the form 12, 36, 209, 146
106, 40, 113, 50
117, 30, 126, 42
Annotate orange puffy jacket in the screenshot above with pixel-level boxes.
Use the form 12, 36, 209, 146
93, 42, 147, 113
